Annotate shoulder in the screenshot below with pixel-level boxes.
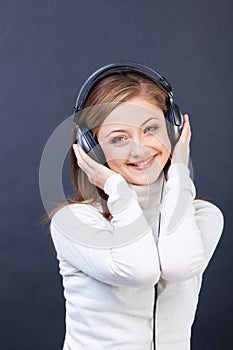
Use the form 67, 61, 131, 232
51, 202, 106, 228
193, 198, 223, 216
193, 198, 224, 229
50, 202, 112, 245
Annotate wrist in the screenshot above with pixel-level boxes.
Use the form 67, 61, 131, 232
166, 162, 196, 199
104, 173, 126, 195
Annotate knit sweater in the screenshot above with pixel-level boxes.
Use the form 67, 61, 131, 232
50, 163, 224, 350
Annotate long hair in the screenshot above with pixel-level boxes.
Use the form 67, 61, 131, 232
37, 71, 169, 226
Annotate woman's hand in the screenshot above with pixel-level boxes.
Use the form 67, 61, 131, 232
171, 114, 191, 166
73, 144, 117, 191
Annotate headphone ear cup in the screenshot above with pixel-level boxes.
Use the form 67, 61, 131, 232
165, 102, 183, 152
75, 124, 107, 165
165, 105, 176, 151
172, 103, 184, 141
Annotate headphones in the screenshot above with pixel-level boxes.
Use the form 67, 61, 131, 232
73, 61, 184, 164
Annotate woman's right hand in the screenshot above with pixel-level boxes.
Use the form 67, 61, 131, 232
73, 144, 118, 191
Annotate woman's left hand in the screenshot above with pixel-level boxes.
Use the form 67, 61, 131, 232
171, 114, 191, 166
73, 144, 117, 191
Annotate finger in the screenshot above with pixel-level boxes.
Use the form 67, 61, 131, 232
73, 144, 85, 171
73, 144, 104, 178
73, 144, 81, 161
182, 114, 190, 128
72, 144, 89, 170
75, 144, 104, 170
180, 114, 191, 141
73, 144, 90, 165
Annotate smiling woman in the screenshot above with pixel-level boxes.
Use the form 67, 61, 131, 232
47, 62, 224, 350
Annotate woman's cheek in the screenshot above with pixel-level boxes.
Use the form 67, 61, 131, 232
155, 129, 171, 153
102, 144, 129, 163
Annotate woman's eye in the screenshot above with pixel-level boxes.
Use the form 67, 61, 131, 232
110, 136, 128, 144
145, 125, 158, 133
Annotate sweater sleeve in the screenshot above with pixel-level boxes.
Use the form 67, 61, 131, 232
50, 174, 161, 288
157, 162, 224, 282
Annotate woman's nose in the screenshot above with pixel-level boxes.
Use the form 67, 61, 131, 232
129, 138, 150, 159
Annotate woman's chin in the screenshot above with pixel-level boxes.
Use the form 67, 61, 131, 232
125, 166, 163, 185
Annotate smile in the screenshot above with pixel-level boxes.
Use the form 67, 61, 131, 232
127, 155, 157, 170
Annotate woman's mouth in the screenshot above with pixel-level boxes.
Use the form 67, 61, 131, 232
127, 155, 157, 170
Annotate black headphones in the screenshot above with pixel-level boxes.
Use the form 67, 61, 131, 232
73, 61, 183, 164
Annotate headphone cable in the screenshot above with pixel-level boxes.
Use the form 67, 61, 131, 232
153, 173, 165, 350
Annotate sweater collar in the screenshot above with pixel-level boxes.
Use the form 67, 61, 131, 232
128, 171, 165, 210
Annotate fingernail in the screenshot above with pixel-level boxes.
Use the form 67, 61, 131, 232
73, 144, 79, 153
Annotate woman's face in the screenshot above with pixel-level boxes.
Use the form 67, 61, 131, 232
96, 96, 171, 185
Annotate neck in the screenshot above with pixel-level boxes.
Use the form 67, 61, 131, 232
128, 171, 165, 210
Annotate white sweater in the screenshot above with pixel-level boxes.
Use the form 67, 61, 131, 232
50, 163, 224, 350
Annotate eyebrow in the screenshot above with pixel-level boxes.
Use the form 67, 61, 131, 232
105, 117, 160, 138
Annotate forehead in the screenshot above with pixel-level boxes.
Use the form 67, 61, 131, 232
100, 99, 164, 128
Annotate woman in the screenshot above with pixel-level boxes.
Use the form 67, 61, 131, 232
50, 63, 224, 350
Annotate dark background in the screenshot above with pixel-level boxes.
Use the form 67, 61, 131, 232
0, 0, 232, 349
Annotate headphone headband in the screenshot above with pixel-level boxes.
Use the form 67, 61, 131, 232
74, 61, 173, 114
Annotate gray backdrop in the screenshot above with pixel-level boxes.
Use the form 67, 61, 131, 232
0, 0, 232, 349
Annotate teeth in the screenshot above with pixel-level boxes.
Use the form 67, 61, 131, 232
133, 156, 153, 167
